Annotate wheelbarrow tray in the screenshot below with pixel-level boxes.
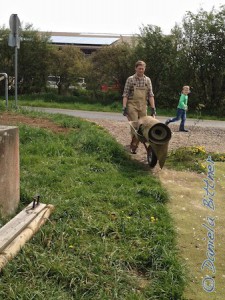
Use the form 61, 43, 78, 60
128, 121, 157, 168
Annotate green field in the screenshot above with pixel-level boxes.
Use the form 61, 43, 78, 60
0, 110, 186, 299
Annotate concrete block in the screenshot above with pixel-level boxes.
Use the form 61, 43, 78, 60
0, 126, 20, 218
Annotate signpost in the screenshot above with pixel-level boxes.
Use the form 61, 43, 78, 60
8, 14, 21, 108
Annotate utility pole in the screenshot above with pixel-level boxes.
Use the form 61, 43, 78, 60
8, 14, 21, 108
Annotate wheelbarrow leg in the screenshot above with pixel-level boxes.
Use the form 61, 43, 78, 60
130, 136, 139, 154
146, 145, 158, 168
142, 142, 148, 152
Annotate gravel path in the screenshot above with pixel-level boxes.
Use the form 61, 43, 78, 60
89, 119, 225, 157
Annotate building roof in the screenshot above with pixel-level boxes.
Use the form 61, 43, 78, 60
50, 35, 119, 46
42, 31, 136, 54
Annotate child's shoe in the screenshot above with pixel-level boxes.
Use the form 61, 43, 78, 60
165, 119, 171, 126
179, 129, 189, 132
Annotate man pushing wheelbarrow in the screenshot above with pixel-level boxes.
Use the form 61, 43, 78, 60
122, 60, 171, 168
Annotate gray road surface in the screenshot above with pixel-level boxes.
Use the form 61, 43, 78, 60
25, 107, 225, 129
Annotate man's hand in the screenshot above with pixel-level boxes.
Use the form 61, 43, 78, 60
150, 107, 156, 117
122, 107, 128, 116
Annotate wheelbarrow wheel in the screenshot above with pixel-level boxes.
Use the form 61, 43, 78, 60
147, 145, 157, 168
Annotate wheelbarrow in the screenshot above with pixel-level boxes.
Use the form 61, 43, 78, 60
129, 116, 172, 168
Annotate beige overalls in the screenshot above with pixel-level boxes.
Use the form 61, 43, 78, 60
127, 82, 149, 151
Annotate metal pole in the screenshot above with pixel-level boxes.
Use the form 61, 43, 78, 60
8, 14, 20, 108
15, 45, 18, 108
14, 14, 19, 109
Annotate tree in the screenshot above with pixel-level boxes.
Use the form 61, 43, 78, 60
18, 24, 52, 93
0, 26, 14, 94
0, 24, 52, 94
49, 46, 88, 95
173, 6, 225, 113
135, 25, 179, 107
89, 43, 135, 93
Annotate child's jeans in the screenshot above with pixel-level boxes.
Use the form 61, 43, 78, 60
170, 108, 186, 130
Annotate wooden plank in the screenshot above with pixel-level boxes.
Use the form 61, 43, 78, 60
0, 204, 54, 271
0, 202, 47, 253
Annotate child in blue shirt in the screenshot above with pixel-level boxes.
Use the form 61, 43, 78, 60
165, 85, 190, 132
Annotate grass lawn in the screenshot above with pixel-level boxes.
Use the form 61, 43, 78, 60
0, 111, 186, 299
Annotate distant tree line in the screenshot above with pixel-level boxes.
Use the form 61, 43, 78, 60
0, 6, 224, 115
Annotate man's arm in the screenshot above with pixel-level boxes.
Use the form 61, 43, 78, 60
122, 78, 130, 116
147, 78, 156, 116
149, 96, 156, 117
149, 96, 155, 109
123, 96, 128, 108
122, 96, 128, 116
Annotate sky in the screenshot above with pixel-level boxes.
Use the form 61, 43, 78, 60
0, 0, 224, 35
